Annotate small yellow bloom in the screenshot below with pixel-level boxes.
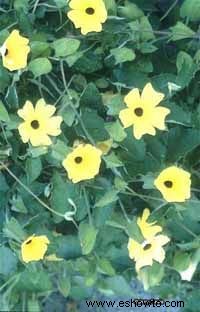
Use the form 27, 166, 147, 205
21, 235, 50, 263
67, 0, 107, 35
18, 99, 63, 147
119, 83, 170, 140
0, 29, 30, 71
154, 166, 191, 202
62, 144, 102, 183
128, 209, 170, 271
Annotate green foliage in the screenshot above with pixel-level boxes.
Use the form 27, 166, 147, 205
0, 0, 200, 309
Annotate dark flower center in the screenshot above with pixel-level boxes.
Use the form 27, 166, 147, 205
85, 7, 95, 15
164, 180, 173, 188
134, 107, 143, 117
31, 120, 40, 129
75, 156, 83, 164
143, 243, 152, 251
5, 49, 9, 56
26, 239, 32, 245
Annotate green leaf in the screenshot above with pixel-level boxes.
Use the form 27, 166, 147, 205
28, 299, 41, 312
51, 140, 70, 161
170, 22, 195, 41
126, 217, 144, 243
3, 217, 26, 242
0, 246, 18, 276
180, 0, 200, 21
10, 195, 28, 214
0, 101, 10, 122
111, 47, 136, 64
173, 251, 191, 272
104, 152, 123, 169
65, 51, 83, 67
52, 38, 80, 57
97, 258, 116, 276
95, 190, 118, 207
58, 276, 71, 298
14, 0, 29, 12
30, 41, 50, 58
28, 57, 52, 77
167, 127, 200, 161
26, 157, 42, 184
138, 262, 165, 290
105, 120, 127, 142
17, 267, 52, 292
104, 0, 117, 15
0, 65, 10, 93
79, 223, 98, 255
75, 108, 109, 141
102, 275, 133, 296
105, 94, 125, 116
118, 1, 144, 20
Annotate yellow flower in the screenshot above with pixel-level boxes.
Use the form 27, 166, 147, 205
67, 0, 107, 35
0, 29, 30, 71
21, 235, 50, 263
154, 166, 191, 202
137, 208, 162, 239
119, 83, 170, 140
62, 143, 102, 183
18, 99, 63, 147
128, 209, 170, 271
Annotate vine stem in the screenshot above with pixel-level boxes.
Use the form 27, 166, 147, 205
126, 186, 165, 203
83, 187, 93, 226
0, 160, 65, 219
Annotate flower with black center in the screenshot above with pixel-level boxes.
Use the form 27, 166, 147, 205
21, 235, 49, 263
62, 144, 102, 183
67, 0, 107, 35
119, 83, 170, 140
17, 99, 63, 146
0, 29, 30, 71
154, 166, 191, 202
128, 209, 170, 272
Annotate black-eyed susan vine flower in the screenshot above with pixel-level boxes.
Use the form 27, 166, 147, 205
67, 0, 107, 35
17, 99, 63, 147
128, 209, 170, 272
62, 143, 102, 183
154, 166, 191, 202
0, 29, 30, 71
119, 83, 170, 140
21, 235, 49, 263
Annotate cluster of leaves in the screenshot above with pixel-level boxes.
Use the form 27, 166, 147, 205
0, 0, 200, 311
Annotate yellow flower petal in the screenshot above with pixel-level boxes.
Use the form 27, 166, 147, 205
154, 166, 191, 202
2, 29, 30, 71
62, 144, 102, 183
137, 209, 162, 240
21, 235, 49, 263
119, 83, 169, 140
46, 116, 63, 136
124, 88, 141, 108
68, 0, 107, 35
141, 83, 164, 107
17, 99, 62, 147
133, 123, 156, 140
18, 123, 31, 143
17, 101, 34, 120
128, 238, 143, 259
119, 108, 134, 128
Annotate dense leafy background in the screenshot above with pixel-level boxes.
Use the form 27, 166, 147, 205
0, 0, 200, 311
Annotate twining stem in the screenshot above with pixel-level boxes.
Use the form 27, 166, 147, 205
0, 160, 65, 219
126, 186, 165, 203
83, 186, 93, 226
118, 198, 130, 223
